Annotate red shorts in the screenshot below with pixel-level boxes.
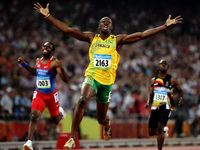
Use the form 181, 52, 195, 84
32, 90, 60, 117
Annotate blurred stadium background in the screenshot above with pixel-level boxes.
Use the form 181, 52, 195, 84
0, 0, 200, 149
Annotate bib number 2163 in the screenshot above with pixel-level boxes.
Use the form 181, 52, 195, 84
94, 54, 111, 68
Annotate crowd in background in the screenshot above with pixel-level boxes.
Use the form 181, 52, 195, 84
0, 0, 200, 140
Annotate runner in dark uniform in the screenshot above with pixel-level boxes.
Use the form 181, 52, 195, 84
145, 59, 183, 150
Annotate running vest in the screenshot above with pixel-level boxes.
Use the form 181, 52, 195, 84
85, 34, 120, 85
36, 57, 56, 93
151, 74, 174, 110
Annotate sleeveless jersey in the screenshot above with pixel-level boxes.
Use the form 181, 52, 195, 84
36, 57, 56, 93
85, 34, 120, 85
151, 74, 174, 110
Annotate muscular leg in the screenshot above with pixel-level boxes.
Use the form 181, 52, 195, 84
28, 110, 41, 140
148, 110, 158, 136
70, 84, 96, 138
96, 102, 112, 140
96, 102, 110, 129
157, 122, 165, 150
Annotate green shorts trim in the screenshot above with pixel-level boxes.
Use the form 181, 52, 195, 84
82, 76, 112, 103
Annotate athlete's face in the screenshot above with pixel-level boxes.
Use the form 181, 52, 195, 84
98, 17, 112, 35
42, 42, 54, 56
158, 60, 169, 72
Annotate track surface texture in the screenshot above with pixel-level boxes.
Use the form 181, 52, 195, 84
81, 146, 200, 150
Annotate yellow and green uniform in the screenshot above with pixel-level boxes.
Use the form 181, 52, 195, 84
83, 34, 119, 103
85, 34, 120, 85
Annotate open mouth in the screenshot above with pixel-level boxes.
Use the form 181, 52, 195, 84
103, 26, 108, 30
43, 49, 48, 53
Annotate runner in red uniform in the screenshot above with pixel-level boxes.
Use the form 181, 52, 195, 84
18, 42, 69, 150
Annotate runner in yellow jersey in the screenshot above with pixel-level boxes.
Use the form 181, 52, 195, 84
85, 34, 120, 85
34, 2, 183, 149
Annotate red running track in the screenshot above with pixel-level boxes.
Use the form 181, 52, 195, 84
82, 146, 200, 150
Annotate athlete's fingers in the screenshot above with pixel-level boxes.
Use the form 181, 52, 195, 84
34, 3, 40, 9
176, 18, 183, 22
175, 15, 181, 19
176, 20, 182, 24
46, 3, 49, 9
33, 7, 40, 13
36, 2, 43, 8
33, 6, 39, 11
175, 16, 183, 20
34, 4, 40, 10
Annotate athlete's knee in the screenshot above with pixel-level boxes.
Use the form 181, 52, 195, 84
97, 118, 104, 125
30, 112, 40, 123
78, 96, 87, 108
49, 116, 60, 125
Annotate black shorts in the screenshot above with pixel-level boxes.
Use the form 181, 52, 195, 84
148, 106, 171, 129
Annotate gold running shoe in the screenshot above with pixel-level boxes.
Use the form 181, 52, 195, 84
64, 138, 75, 149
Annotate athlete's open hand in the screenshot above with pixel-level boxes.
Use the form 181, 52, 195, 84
34, 2, 50, 18
17, 57, 25, 64
165, 15, 183, 27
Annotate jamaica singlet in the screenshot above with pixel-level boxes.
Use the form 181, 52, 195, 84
36, 57, 56, 93
151, 74, 174, 110
85, 34, 120, 85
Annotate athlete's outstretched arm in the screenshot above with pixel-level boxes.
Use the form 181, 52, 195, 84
34, 2, 93, 42
117, 15, 183, 45
54, 59, 69, 84
17, 57, 36, 76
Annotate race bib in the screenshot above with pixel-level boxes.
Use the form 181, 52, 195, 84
153, 91, 168, 102
36, 78, 51, 89
94, 54, 111, 69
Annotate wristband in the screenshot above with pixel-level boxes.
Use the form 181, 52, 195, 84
44, 13, 50, 18
21, 61, 29, 68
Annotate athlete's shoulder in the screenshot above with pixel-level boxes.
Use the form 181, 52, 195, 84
94, 34, 100, 37
110, 34, 116, 38
36, 57, 41, 63
50, 57, 59, 65
51, 57, 63, 68
51, 56, 57, 61
152, 75, 158, 81
165, 74, 172, 82
116, 34, 127, 45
